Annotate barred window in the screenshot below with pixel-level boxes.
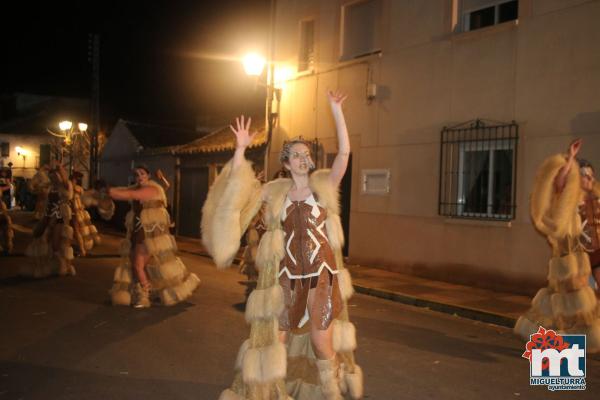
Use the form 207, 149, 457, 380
438, 119, 518, 220
461, 0, 518, 32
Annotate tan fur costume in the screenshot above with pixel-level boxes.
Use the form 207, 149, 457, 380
203, 160, 363, 400
28, 169, 51, 220
70, 184, 102, 256
110, 180, 200, 306
0, 200, 14, 254
23, 181, 75, 278
515, 154, 600, 352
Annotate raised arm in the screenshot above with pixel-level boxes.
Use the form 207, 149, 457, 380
327, 90, 350, 187
155, 169, 170, 190
108, 185, 158, 202
554, 138, 582, 193
230, 115, 256, 171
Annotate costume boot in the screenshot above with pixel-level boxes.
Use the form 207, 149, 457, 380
316, 356, 342, 400
133, 282, 151, 308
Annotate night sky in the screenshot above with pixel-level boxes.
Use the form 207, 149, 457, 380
0, 0, 271, 131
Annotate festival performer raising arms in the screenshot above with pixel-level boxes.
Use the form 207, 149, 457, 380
202, 90, 362, 400
515, 139, 600, 352
108, 165, 200, 308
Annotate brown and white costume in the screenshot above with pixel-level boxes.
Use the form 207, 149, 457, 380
578, 193, 600, 271
0, 199, 13, 255
514, 154, 600, 352
202, 159, 363, 400
23, 181, 75, 277
71, 184, 102, 255
28, 168, 51, 220
239, 209, 266, 282
110, 180, 200, 306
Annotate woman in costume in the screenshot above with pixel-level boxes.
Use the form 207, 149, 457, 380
0, 182, 14, 255
69, 171, 102, 257
28, 164, 51, 220
23, 161, 75, 277
514, 139, 600, 352
108, 165, 200, 308
576, 159, 600, 291
202, 91, 362, 400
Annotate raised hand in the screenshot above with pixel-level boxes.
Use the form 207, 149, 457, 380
327, 90, 348, 108
568, 138, 582, 159
230, 115, 256, 150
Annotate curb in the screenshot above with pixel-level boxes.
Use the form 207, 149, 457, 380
353, 284, 517, 329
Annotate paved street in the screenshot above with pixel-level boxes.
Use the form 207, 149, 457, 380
1, 213, 599, 399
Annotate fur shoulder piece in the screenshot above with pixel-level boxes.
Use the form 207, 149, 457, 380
262, 178, 293, 226
309, 169, 340, 216
201, 159, 262, 269
144, 180, 167, 204
28, 170, 50, 193
530, 154, 581, 238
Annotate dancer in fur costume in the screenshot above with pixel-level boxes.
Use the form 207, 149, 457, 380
108, 165, 200, 308
23, 162, 75, 277
28, 165, 51, 220
202, 90, 363, 400
576, 159, 600, 290
69, 171, 101, 256
514, 139, 600, 352
0, 187, 14, 255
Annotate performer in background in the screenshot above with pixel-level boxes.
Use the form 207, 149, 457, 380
0, 170, 14, 255
515, 139, 600, 353
23, 161, 75, 277
69, 171, 101, 257
28, 164, 51, 220
576, 159, 600, 291
202, 91, 362, 400
108, 165, 200, 308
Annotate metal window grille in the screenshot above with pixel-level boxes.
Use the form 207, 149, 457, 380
438, 119, 518, 221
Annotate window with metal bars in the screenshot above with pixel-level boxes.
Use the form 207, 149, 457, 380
438, 119, 518, 220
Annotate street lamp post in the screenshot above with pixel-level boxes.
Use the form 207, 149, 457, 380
48, 120, 88, 176
242, 53, 280, 178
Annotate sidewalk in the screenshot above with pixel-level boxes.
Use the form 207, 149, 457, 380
345, 264, 530, 328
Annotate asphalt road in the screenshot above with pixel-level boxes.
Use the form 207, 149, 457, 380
0, 216, 599, 399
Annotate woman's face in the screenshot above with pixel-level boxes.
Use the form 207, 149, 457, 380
284, 143, 313, 176
581, 166, 595, 192
134, 168, 150, 185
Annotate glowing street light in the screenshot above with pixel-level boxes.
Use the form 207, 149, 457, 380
59, 120, 73, 131
48, 119, 89, 174
243, 53, 266, 77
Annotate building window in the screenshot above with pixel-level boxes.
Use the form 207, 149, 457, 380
462, 0, 518, 32
298, 19, 315, 72
439, 120, 518, 220
0, 142, 9, 157
39, 144, 51, 167
340, 0, 381, 61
